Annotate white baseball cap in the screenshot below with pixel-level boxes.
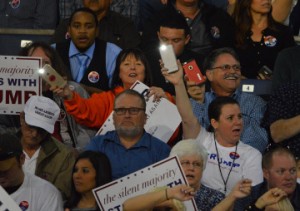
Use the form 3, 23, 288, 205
24, 96, 60, 134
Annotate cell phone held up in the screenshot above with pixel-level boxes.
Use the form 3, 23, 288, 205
159, 44, 178, 73
182, 60, 206, 85
37, 64, 67, 88
258, 65, 273, 80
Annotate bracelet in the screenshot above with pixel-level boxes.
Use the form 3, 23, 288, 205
165, 188, 169, 200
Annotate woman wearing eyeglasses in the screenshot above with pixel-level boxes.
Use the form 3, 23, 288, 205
162, 61, 263, 205
232, 0, 295, 79
52, 48, 173, 133
122, 140, 252, 211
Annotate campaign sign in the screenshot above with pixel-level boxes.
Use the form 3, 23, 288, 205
93, 156, 197, 211
0, 186, 22, 211
96, 80, 182, 143
0, 56, 42, 114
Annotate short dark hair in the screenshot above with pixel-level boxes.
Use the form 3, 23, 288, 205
203, 47, 240, 72
207, 97, 239, 132
0, 133, 23, 161
114, 89, 147, 110
67, 151, 112, 210
69, 7, 98, 27
111, 48, 152, 88
158, 10, 190, 36
262, 147, 296, 170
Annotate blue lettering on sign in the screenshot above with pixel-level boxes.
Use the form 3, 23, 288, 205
209, 153, 240, 167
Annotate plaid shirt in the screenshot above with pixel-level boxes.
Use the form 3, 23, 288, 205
59, 0, 83, 20
110, 0, 139, 26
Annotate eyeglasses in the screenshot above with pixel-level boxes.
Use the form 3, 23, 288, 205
180, 161, 202, 169
210, 64, 241, 71
114, 107, 145, 115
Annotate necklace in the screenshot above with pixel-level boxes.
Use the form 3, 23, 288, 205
213, 134, 238, 194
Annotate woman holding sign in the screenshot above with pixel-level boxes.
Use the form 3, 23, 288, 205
65, 151, 112, 211
52, 48, 173, 131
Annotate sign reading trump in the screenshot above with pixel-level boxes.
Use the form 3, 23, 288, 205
0, 56, 42, 115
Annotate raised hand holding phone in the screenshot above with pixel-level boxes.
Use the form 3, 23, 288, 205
38, 64, 67, 88
182, 60, 206, 85
159, 44, 178, 73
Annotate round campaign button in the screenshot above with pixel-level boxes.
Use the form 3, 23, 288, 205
9, 0, 21, 9
88, 71, 100, 83
19, 201, 29, 211
229, 152, 240, 160
264, 35, 277, 47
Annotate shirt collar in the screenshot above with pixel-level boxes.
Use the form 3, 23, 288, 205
69, 41, 95, 58
210, 89, 239, 99
105, 131, 150, 149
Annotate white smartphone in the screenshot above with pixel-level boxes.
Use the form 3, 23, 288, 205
38, 64, 67, 88
159, 44, 178, 73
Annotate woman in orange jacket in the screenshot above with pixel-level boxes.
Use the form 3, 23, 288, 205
52, 48, 174, 133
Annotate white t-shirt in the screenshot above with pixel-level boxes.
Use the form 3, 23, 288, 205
10, 172, 63, 211
23, 147, 41, 174
196, 129, 263, 195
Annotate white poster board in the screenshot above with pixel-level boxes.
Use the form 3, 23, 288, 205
0, 186, 22, 211
0, 56, 42, 114
96, 81, 182, 143
93, 156, 197, 211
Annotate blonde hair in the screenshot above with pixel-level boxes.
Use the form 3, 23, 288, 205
265, 197, 294, 211
277, 198, 294, 211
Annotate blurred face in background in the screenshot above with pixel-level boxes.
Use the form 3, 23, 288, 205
73, 158, 96, 194
82, 0, 111, 15
264, 153, 297, 196
158, 26, 190, 57
68, 11, 97, 52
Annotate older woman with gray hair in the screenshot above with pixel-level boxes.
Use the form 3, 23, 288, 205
170, 139, 252, 211
170, 139, 224, 210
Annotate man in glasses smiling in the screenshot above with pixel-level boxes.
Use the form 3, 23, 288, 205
86, 89, 170, 180
187, 47, 268, 153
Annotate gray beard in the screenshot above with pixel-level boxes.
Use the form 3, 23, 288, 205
115, 126, 144, 138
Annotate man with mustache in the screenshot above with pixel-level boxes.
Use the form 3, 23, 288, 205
187, 47, 268, 153
54, 8, 121, 94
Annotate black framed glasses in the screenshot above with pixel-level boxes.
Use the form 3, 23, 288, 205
210, 64, 241, 71
114, 107, 145, 115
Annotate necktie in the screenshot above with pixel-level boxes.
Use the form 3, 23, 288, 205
75, 54, 89, 82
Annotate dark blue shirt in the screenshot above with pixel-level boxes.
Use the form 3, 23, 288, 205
86, 131, 170, 179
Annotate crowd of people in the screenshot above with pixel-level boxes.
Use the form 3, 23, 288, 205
0, 0, 300, 210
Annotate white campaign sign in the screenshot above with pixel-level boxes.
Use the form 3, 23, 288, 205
96, 80, 182, 143
93, 156, 197, 211
0, 56, 42, 114
0, 186, 22, 211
